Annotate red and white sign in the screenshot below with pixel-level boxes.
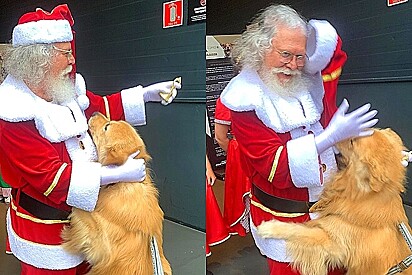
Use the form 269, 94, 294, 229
163, 0, 183, 28
387, 0, 408, 6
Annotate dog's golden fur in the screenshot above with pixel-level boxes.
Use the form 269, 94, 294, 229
258, 128, 412, 275
62, 112, 171, 275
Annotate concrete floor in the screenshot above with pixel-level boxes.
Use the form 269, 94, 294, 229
207, 179, 268, 275
0, 202, 205, 275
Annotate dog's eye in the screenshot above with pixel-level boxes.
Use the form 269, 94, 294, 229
350, 139, 354, 146
104, 123, 110, 131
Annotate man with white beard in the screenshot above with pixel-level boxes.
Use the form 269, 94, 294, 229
0, 4, 180, 274
220, 4, 378, 275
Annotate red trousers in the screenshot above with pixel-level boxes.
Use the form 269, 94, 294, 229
268, 258, 345, 275
20, 262, 90, 275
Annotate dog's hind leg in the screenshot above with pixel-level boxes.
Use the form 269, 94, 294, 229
258, 220, 345, 275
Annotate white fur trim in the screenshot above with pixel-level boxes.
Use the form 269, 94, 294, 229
288, 122, 338, 201
250, 218, 291, 262
0, 74, 91, 143
304, 20, 338, 75
287, 134, 321, 189
64, 134, 98, 162
220, 69, 324, 133
6, 209, 84, 269
67, 161, 101, 211
74, 74, 89, 110
12, 20, 73, 46
121, 86, 146, 126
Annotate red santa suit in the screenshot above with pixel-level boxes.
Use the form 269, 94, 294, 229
0, 5, 152, 272
0, 70, 148, 270
220, 20, 346, 274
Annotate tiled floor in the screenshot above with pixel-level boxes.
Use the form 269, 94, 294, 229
0, 202, 205, 275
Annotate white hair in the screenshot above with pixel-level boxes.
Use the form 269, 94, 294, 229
3, 44, 55, 86
232, 4, 308, 71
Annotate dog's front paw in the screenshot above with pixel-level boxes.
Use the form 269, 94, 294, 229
257, 220, 285, 239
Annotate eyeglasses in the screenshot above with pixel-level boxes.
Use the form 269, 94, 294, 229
52, 45, 73, 60
274, 47, 307, 67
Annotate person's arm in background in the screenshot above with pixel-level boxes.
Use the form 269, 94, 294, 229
215, 123, 230, 152
215, 97, 232, 152
206, 155, 217, 186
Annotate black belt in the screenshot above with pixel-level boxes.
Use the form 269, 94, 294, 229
12, 189, 70, 220
252, 184, 316, 213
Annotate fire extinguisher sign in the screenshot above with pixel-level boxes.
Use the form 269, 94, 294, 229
163, 0, 183, 28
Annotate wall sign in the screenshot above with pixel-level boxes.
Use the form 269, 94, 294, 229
188, 0, 206, 25
163, 0, 183, 28
387, 0, 408, 6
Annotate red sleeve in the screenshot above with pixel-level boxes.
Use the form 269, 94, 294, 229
321, 36, 347, 127
84, 90, 126, 121
215, 97, 231, 123
231, 111, 294, 189
0, 120, 72, 209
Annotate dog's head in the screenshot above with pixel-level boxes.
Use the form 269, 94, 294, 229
335, 128, 407, 194
88, 112, 151, 166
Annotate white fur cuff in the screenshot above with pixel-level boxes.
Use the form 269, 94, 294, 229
287, 134, 322, 188
121, 86, 147, 126
304, 20, 338, 74
67, 162, 101, 211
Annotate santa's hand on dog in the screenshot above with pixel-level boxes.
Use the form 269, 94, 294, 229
100, 151, 146, 186
142, 78, 181, 105
315, 99, 379, 154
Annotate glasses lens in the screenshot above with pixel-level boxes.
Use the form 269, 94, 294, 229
296, 56, 306, 66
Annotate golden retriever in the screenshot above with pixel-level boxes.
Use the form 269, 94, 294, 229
257, 128, 412, 275
62, 112, 172, 275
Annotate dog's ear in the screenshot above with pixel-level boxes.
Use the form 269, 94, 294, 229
359, 129, 405, 193
135, 145, 151, 163
103, 143, 130, 166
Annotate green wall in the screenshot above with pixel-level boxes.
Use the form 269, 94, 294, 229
0, 0, 205, 229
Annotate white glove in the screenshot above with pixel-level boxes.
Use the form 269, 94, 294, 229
402, 151, 412, 167
142, 78, 181, 105
315, 99, 378, 154
100, 152, 146, 186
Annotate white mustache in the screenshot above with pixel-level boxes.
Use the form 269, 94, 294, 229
270, 67, 301, 76
61, 65, 73, 76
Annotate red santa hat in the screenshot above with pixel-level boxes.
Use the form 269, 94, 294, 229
12, 4, 74, 47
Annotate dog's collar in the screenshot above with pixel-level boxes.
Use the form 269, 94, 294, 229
387, 222, 412, 274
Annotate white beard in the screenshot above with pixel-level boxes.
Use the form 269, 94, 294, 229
45, 66, 76, 104
259, 67, 310, 98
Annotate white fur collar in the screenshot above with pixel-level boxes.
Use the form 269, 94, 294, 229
220, 69, 325, 133
0, 73, 90, 143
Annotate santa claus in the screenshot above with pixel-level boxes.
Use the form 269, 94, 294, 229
220, 4, 378, 275
0, 4, 180, 274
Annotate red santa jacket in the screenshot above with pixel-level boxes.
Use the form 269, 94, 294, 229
0, 73, 147, 269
